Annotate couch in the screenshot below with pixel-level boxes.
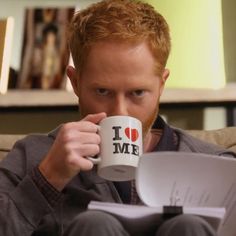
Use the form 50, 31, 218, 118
1, 127, 236, 161
0, 134, 25, 161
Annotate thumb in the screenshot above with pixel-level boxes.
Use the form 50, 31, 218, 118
82, 112, 107, 124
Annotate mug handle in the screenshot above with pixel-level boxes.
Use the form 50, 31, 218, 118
86, 124, 101, 164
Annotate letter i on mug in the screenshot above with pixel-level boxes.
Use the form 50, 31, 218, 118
88, 116, 143, 181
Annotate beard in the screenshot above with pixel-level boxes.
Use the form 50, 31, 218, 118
142, 107, 158, 137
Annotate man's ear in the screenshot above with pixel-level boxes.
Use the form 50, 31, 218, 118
159, 69, 169, 96
66, 65, 79, 97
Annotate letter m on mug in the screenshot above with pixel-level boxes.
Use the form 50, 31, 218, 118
112, 126, 140, 156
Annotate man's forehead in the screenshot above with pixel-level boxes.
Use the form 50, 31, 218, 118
83, 41, 155, 70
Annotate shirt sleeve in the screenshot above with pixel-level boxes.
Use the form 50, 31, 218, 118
0, 135, 59, 236
30, 166, 63, 208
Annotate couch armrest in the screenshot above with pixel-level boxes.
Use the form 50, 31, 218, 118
187, 127, 236, 153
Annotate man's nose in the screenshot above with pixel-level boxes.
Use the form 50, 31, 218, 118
110, 96, 129, 116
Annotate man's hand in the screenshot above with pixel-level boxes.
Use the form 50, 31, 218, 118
39, 112, 106, 191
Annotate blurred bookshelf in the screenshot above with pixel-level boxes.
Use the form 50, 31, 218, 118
0, 86, 236, 109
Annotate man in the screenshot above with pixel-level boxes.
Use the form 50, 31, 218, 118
0, 0, 235, 235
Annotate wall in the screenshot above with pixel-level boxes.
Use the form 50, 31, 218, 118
0, 110, 79, 134
222, 0, 236, 83
144, 0, 231, 129
146, 0, 226, 89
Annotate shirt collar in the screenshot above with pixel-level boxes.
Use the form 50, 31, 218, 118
152, 115, 178, 152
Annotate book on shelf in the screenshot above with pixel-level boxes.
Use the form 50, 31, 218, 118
88, 151, 236, 236
0, 17, 14, 94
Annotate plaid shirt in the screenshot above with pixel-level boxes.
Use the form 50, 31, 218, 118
30, 166, 63, 207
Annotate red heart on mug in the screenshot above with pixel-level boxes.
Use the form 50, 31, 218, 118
125, 128, 139, 142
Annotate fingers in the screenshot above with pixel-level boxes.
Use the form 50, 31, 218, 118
59, 123, 101, 142
66, 143, 99, 167
66, 152, 94, 173
39, 113, 107, 190
64, 135, 100, 156
61, 113, 106, 133
76, 132, 101, 145
82, 112, 107, 124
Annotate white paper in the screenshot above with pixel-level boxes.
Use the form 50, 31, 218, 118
136, 152, 236, 236
88, 152, 236, 236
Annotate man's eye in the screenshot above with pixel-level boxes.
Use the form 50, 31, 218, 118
131, 90, 145, 97
96, 88, 109, 96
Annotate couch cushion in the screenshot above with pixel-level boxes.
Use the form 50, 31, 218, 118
0, 134, 25, 161
187, 127, 236, 153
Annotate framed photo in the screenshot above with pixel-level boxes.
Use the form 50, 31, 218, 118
18, 8, 74, 89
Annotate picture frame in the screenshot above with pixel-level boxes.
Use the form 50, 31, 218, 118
17, 8, 74, 90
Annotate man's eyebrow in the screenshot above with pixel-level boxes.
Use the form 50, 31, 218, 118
87, 81, 112, 87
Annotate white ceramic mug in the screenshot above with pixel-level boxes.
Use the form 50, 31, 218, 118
88, 116, 143, 181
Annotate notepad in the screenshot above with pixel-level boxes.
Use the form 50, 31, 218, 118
88, 151, 236, 236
